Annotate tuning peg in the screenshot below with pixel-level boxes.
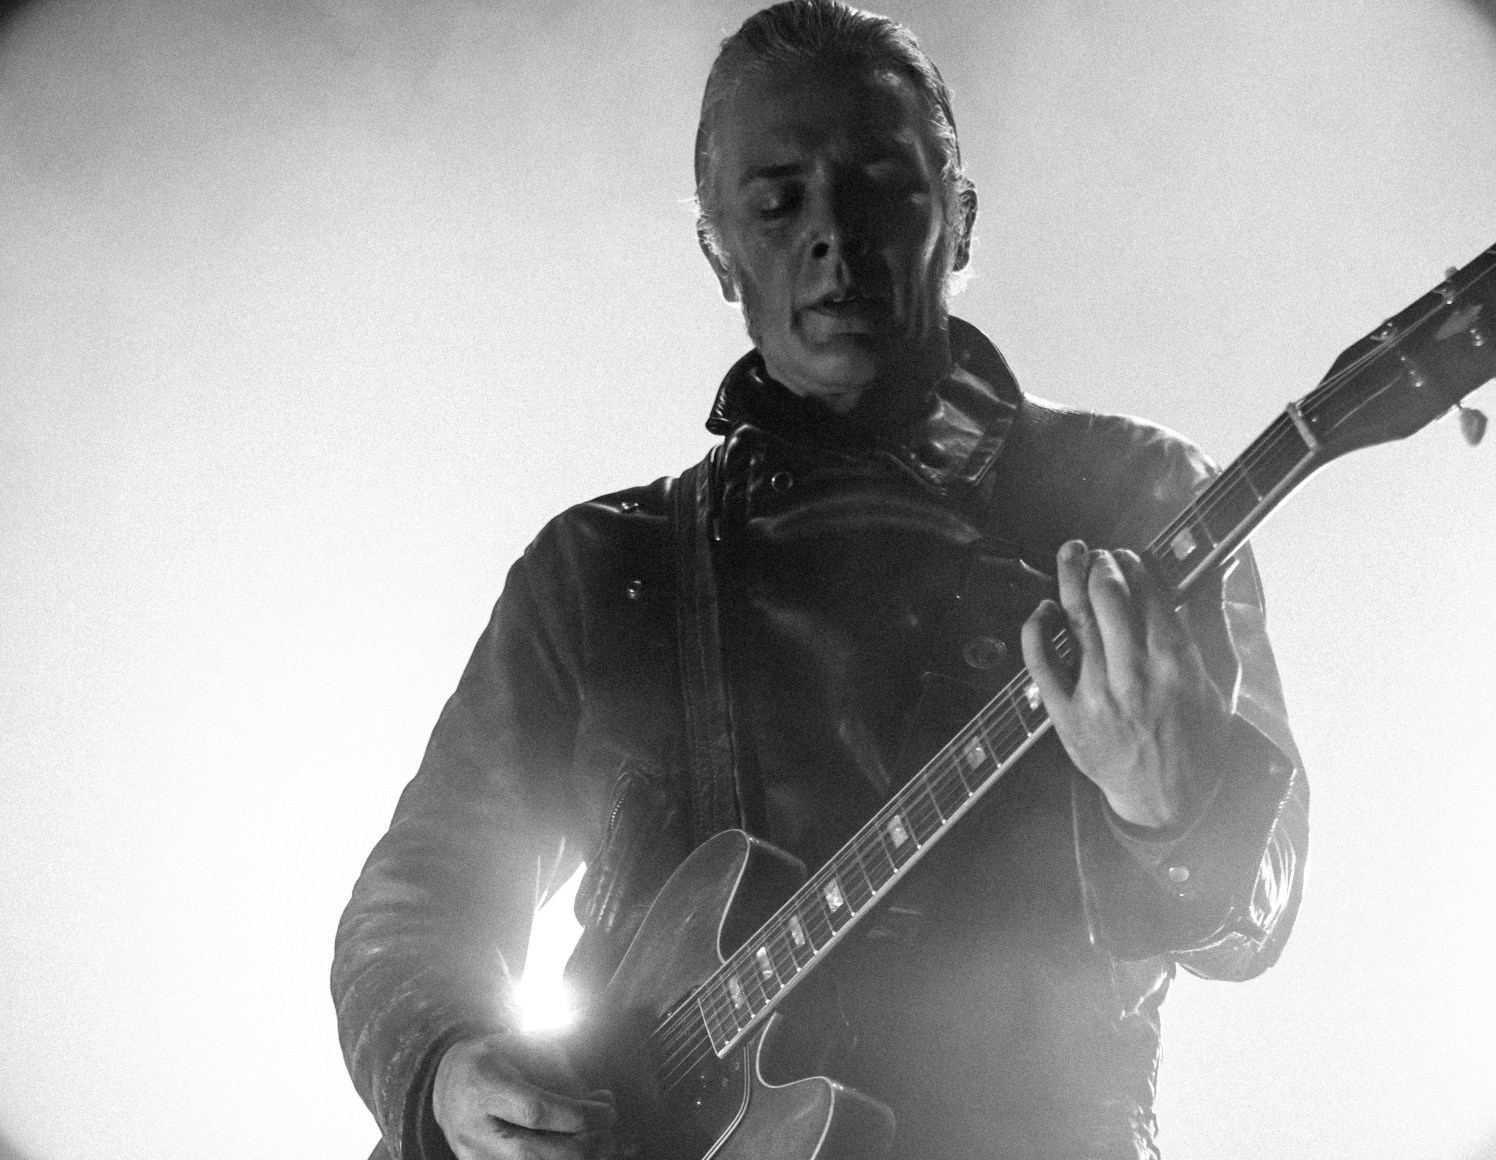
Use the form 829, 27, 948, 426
1457, 404, 1487, 446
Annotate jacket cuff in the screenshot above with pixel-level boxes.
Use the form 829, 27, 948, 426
362, 986, 512, 1160
1073, 714, 1297, 958
402, 1021, 496, 1160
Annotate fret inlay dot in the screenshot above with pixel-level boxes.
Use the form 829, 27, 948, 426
824, 879, 844, 910
964, 740, 986, 769
1169, 527, 1197, 561
728, 977, 746, 1008
755, 947, 774, 980
1024, 682, 1041, 711
789, 916, 807, 946
887, 815, 910, 847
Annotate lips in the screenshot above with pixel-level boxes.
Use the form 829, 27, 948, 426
799, 293, 888, 337
804, 291, 883, 313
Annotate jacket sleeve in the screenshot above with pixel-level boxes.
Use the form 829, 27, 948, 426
331, 526, 592, 1159
1071, 428, 1309, 979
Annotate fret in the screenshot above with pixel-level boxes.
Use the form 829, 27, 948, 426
799, 894, 836, 949
1199, 472, 1260, 546
1284, 399, 1322, 452
1241, 418, 1313, 499
945, 741, 977, 793
861, 826, 903, 880
906, 777, 946, 835
700, 988, 734, 1050
1231, 460, 1264, 502
838, 850, 875, 911
856, 831, 897, 890
909, 772, 945, 826
926, 762, 970, 819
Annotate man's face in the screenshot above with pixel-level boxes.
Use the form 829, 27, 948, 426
703, 64, 973, 412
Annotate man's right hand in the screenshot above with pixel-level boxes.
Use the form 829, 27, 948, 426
432, 1031, 617, 1160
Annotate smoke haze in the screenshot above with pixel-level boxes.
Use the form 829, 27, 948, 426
2, 2, 1494, 1158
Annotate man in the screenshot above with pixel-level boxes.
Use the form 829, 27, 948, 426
333, 3, 1307, 1158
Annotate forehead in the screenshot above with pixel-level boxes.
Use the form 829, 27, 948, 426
715, 63, 939, 177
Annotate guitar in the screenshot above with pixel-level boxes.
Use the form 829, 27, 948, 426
571, 244, 1496, 1160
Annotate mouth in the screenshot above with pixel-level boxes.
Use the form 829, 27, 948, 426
804, 291, 883, 315
799, 292, 890, 336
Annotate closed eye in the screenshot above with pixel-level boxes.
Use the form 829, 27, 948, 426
757, 185, 802, 218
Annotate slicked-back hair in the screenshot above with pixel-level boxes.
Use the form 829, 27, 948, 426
694, 0, 973, 258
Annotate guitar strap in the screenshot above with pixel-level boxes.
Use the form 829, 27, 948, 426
672, 445, 745, 847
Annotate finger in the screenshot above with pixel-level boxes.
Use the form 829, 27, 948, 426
494, 1124, 618, 1160
1021, 598, 1074, 718
1086, 549, 1144, 695
1053, 539, 1104, 667
1113, 551, 1187, 657
455, 1124, 618, 1160
482, 1079, 617, 1136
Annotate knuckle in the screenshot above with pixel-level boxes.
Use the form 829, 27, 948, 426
521, 1096, 548, 1128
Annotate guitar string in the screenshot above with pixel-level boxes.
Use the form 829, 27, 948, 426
648, 705, 1026, 1083
660, 656, 1052, 1039
1148, 266, 1496, 573
645, 264, 1496, 1087
653, 403, 1328, 1082
648, 653, 1067, 1087
651, 622, 1089, 1080
649, 677, 1054, 1089
654, 407, 1337, 1076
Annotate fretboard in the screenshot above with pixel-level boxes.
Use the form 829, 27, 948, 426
692, 405, 1326, 1059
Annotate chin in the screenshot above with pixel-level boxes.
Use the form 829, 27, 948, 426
796, 338, 886, 387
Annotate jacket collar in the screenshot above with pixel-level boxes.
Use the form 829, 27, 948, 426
705, 316, 1022, 492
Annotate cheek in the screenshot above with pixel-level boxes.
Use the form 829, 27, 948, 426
735, 247, 797, 327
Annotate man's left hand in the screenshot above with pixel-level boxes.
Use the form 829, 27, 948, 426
1020, 539, 1233, 830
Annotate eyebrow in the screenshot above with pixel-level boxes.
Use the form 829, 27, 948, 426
738, 152, 916, 188
739, 162, 803, 187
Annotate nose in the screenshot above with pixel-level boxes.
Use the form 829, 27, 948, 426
809, 221, 870, 264
806, 182, 869, 263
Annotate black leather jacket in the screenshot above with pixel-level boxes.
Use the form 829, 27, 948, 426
333, 319, 1307, 1160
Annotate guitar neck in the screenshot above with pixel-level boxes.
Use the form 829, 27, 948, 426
695, 240, 1496, 1056
694, 413, 1323, 1058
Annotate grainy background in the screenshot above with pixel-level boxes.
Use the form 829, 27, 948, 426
2, 2, 1494, 1157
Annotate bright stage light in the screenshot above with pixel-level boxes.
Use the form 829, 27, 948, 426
516, 863, 587, 1031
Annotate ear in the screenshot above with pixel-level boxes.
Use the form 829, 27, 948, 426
698, 225, 740, 303
950, 186, 978, 273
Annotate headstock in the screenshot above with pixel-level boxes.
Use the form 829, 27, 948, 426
1297, 243, 1496, 459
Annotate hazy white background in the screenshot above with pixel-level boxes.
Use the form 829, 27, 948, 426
3, 1, 1494, 1157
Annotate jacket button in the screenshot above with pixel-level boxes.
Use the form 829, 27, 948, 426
625, 579, 644, 600
1167, 865, 1190, 883
962, 636, 1008, 670
619, 499, 638, 512
770, 470, 794, 492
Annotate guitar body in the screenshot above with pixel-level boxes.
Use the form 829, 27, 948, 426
574, 830, 896, 1160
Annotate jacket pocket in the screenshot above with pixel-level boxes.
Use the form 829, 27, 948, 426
565, 757, 687, 999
